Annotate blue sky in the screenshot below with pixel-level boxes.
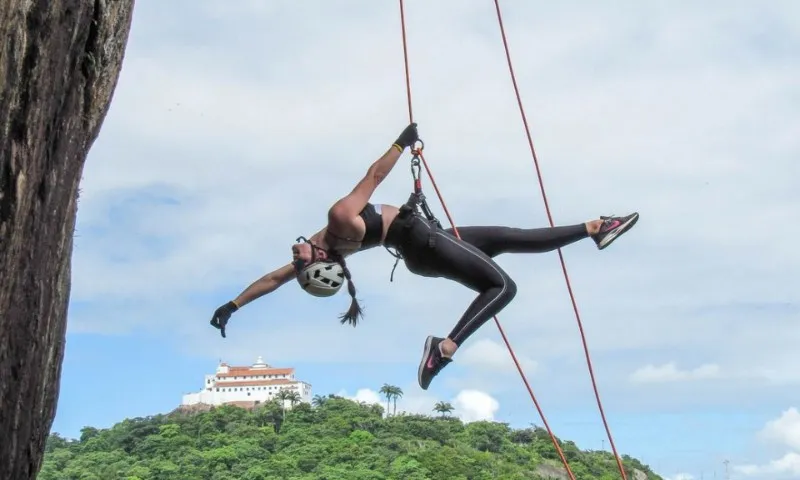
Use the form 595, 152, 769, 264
52, 1, 799, 479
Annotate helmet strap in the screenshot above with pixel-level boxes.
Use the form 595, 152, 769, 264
294, 236, 331, 271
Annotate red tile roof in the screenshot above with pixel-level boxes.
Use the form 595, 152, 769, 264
218, 367, 294, 378
214, 379, 299, 388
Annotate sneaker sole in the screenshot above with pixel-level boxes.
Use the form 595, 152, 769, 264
597, 213, 639, 250
417, 335, 434, 390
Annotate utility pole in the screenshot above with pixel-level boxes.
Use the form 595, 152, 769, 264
601, 439, 605, 451
723, 459, 730, 480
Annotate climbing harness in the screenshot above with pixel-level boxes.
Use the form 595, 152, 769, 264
407, 141, 441, 230
395, 1, 630, 479
385, 140, 444, 282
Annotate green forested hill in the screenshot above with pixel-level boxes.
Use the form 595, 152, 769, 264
41, 394, 663, 480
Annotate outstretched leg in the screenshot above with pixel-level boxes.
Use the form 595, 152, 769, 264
414, 212, 639, 390
445, 213, 640, 258
396, 218, 519, 390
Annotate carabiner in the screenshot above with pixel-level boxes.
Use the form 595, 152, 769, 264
410, 137, 424, 180
411, 158, 421, 181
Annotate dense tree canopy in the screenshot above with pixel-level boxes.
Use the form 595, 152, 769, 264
42, 394, 663, 480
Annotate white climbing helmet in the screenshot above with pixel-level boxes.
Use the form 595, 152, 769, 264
296, 260, 345, 297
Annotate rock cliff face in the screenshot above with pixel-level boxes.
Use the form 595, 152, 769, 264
534, 462, 649, 480
0, 1, 135, 478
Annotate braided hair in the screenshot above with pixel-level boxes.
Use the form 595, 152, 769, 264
330, 252, 363, 327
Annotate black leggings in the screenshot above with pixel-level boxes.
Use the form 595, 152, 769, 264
385, 214, 588, 346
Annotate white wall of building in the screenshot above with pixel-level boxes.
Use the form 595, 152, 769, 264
182, 383, 301, 406
181, 357, 313, 408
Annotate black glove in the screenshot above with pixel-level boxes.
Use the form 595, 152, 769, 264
210, 301, 239, 338
393, 122, 419, 151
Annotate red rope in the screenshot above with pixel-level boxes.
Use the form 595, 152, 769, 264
491, 1, 628, 478
397, 2, 577, 479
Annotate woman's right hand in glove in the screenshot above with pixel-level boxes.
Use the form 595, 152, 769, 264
210, 300, 239, 338
393, 122, 419, 151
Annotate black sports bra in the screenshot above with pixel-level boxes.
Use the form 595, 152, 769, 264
358, 203, 383, 249
325, 203, 384, 251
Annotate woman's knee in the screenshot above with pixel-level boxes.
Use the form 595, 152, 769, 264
501, 273, 518, 303
490, 269, 517, 307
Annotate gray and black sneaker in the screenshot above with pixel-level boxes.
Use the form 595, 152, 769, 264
417, 336, 452, 390
592, 212, 639, 250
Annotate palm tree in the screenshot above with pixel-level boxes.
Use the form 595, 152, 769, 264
433, 401, 454, 418
285, 390, 301, 408
379, 384, 395, 417
312, 395, 327, 407
274, 389, 292, 420
391, 386, 403, 416
379, 384, 405, 417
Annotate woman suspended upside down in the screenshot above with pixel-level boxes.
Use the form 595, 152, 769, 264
209, 123, 639, 390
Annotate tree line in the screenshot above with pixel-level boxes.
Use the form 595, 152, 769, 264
41, 391, 663, 479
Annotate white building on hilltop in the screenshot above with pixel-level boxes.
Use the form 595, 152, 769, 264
181, 356, 312, 409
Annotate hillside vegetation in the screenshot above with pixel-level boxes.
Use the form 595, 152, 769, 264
41, 393, 663, 480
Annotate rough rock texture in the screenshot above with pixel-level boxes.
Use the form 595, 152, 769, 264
535, 463, 646, 480
0, 1, 135, 478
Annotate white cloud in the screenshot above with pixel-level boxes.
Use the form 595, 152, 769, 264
629, 362, 722, 383
746, 358, 800, 386
758, 408, 800, 451
452, 390, 500, 423
457, 338, 539, 375
338, 386, 499, 423
73, 0, 800, 377
734, 453, 800, 478
338, 387, 436, 418
348, 388, 384, 407
734, 407, 800, 479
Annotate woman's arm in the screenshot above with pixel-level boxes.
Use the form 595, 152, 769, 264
328, 123, 418, 223
232, 263, 295, 308
328, 147, 402, 221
